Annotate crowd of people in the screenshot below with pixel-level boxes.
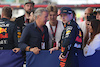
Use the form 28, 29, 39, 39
0, 1, 100, 67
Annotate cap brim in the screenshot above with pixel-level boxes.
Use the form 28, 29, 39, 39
25, 2, 35, 5
60, 12, 71, 15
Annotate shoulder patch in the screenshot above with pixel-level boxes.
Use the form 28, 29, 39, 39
66, 30, 71, 34
65, 30, 72, 38
65, 26, 73, 38
66, 26, 73, 31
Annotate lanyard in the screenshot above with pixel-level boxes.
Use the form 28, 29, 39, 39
36, 27, 45, 42
49, 22, 58, 39
49, 22, 58, 47
42, 34, 45, 42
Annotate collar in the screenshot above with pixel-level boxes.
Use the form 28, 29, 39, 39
34, 21, 45, 28
67, 19, 74, 25
1, 18, 9, 21
34, 21, 37, 28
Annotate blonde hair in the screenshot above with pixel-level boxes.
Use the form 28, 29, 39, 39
46, 4, 58, 14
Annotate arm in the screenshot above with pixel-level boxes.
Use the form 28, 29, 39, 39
12, 24, 20, 53
25, 46, 40, 54
61, 26, 76, 56
13, 24, 18, 48
18, 25, 30, 51
83, 44, 95, 57
18, 25, 41, 54
49, 47, 59, 54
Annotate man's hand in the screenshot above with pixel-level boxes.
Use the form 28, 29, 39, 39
59, 53, 66, 60
12, 48, 20, 53
30, 47, 41, 55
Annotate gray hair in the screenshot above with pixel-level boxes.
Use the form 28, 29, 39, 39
34, 8, 48, 19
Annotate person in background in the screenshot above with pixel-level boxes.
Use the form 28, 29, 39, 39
18, 8, 49, 54
57, 9, 62, 21
29, 9, 35, 22
0, 6, 20, 53
78, 7, 93, 38
72, 10, 76, 21
59, 7, 83, 67
83, 19, 100, 57
96, 9, 100, 20
46, 4, 64, 54
77, 7, 93, 48
15, 1, 35, 42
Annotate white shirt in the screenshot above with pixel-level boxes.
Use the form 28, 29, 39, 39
77, 21, 86, 39
46, 20, 64, 48
83, 33, 100, 57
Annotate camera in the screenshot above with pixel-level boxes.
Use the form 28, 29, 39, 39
87, 12, 97, 21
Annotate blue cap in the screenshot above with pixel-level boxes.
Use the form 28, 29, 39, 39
60, 7, 72, 14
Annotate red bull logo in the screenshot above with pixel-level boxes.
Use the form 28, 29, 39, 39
0, 27, 7, 33
75, 36, 82, 43
0, 33, 8, 39
0, 27, 8, 39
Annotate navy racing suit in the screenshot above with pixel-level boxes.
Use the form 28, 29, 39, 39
59, 19, 83, 67
0, 18, 18, 50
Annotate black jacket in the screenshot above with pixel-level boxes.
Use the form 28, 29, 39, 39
0, 18, 18, 49
15, 15, 25, 33
15, 15, 30, 42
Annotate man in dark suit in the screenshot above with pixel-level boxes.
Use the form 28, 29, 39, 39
15, 1, 35, 41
